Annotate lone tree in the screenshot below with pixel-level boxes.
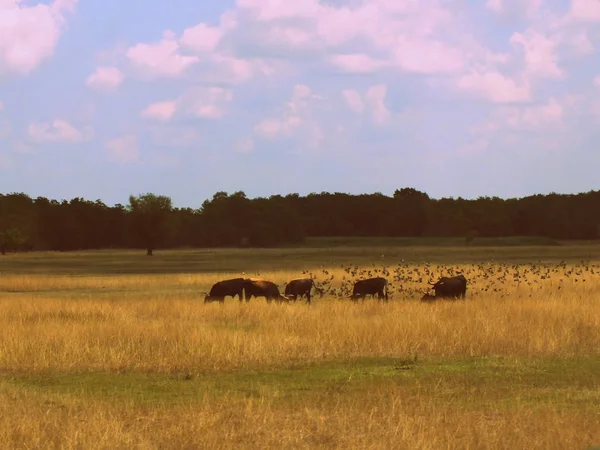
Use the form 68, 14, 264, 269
128, 193, 173, 256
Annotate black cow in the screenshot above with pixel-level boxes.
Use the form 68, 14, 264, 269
204, 278, 246, 303
284, 278, 323, 304
351, 277, 389, 302
428, 274, 467, 300
244, 279, 289, 303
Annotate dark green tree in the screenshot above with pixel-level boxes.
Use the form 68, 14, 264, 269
128, 193, 173, 256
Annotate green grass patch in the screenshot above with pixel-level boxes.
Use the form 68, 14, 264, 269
2, 244, 600, 275
4, 356, 598, 410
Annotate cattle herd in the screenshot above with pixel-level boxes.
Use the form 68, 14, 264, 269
203, 274, 468, 304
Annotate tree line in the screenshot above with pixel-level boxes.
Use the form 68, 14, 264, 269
0, 188, 599, 253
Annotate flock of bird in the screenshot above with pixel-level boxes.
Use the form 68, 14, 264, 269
293, 260, 600, 300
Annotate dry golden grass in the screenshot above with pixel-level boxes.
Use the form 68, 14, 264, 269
1, 382, 598, 450
0, 254, 599, 449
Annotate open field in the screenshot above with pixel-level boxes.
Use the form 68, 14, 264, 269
0, 242, 599, 449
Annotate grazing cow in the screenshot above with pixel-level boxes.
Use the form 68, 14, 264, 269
284, 278, 323, 304
204, 277, 247, 303
428, 274, 467, 300
351, 277, 389, 302
244, 279, 289, 303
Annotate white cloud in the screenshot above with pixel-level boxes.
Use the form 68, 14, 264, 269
391, 38, 464, 74
141, 101, 177, 121
28, 120, 93, 143
0, 0, 76, 75
180, 87, 233, 119
342, 90, 365, 114
499, 98, 564, 129
485, 0, 542, 18
253, 84, 324, 148
179, 23, 223, 53
510, 30, 563, 79
567, 31, 594, 55
568, 0, 600, 22
331, 54, 387, 74
140, 87, 233, 122
124, 25, 274, 85
126, 30, 200, 78
457, 71, 531, 103
341, 85, 391, 125
470, 98, 568, 139
85, 66, 124, 90
365, 85, 391, 125
105, 134, 139, 163
254, 118, 289, 139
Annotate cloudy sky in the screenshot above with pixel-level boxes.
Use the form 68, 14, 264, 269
1, 0, 599, 207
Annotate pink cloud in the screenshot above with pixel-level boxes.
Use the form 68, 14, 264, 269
179, 23, 222, 53
139, 87, 234, 122
207, 54, 254, 84
178, 87, 233, 119
341, 85, 392, 125
342, 90, 365, 114
458, 71, 531, 103
254, 118, 283, 138
365, 85, 391, 125
392, 38, 464, 74
230, 0, 468, 76
126, 30, 199, 78
236, 0, 322, 21
469, 97, 570, 150
510, 30, 563, 79
252, 84, 323, 141
85, 66, 124, 90
140, 101, 177, 121
499, 99, 564, 129
485, 0, 542, 18
331, 54, 386, 74
28, 120, 93, 143
568, 0, 600, 22
0, 0, 76, 74
105, 134, 139, 163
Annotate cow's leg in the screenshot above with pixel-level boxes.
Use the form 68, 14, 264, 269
306, 291, 311, 304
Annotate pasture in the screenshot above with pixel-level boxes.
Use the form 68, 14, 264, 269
0, 240, 599, 449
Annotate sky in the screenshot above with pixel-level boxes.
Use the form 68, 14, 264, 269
0, 0, 599, 208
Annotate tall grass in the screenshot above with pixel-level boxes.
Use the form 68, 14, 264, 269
0, 255, 598, 449
0, 268, 598, 374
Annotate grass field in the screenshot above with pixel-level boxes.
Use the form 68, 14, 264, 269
0, 241, 599, 449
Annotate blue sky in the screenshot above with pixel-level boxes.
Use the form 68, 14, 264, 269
0, 0, 599, 207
